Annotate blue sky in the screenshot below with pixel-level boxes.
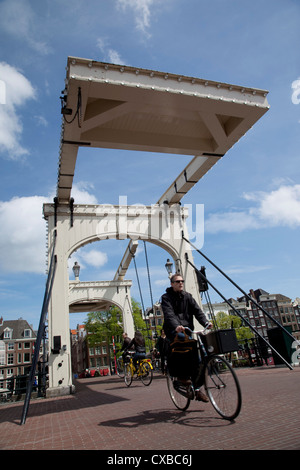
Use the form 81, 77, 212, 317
0, 0, 299, 330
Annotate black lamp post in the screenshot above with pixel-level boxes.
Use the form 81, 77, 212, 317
165, 258, 173, 278
72, 261, 80, 281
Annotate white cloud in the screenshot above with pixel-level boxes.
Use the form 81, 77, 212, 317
108, 49, 124, 65
0, 183, 98, 274
96, 38, 126, 65
225, 265, 272, 275
0, 195, 50, 274
205, 210, 260, 234
0, 62, 35, 160
71, 182, 98, 204
205, 184, 300, 233
34, 115, 48, 127
247, 184, 300, 227
0, 0, 51, 55
116, 0, 155, 36
78, 250, 108, 268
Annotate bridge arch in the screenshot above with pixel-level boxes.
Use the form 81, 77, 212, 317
43, 201, 200, 396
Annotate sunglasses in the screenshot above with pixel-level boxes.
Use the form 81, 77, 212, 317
173, 279, 184, 283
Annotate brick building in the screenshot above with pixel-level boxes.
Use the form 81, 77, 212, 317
70, 324, 112, 376
0, 317, 36, 393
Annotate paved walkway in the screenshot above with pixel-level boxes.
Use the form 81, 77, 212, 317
0, 366, 299, 451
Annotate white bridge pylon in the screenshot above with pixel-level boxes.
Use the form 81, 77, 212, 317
43, 57, 269, 397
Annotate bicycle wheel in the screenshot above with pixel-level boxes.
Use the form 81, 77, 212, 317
116, 357, 124, 378
204, 355, 242, 421
124, 363, 133, 387
166, 372, 191, 411
140, 361, 153, 386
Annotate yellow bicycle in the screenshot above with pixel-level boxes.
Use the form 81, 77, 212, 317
124, 352, 153, 387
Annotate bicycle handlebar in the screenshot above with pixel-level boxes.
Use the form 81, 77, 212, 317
185, 324, 211, 335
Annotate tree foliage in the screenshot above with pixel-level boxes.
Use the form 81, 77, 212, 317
84, 305, 123, 350
130, 298, 153, 351
84, 298, 153, 352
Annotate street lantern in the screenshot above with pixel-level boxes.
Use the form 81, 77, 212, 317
165, 258, 173, 278
72, 261, 80, 280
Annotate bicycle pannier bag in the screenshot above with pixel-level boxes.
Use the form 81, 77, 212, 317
167, 334, 198, 377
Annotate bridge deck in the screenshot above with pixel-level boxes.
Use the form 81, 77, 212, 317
58, 57, 269, 204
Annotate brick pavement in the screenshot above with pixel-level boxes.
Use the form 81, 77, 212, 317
0, 366, 299, 451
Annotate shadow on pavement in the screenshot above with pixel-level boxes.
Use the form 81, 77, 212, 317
0, 376, 129, 426
98, 407, 234, 429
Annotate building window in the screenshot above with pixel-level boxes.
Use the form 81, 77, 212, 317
7, 353, 14, 365
90, 358, 95, 367
24, 342, 30, 349
24, 353, 30, 363
96, 358, 102, 367
0, 341, 5, 366
8, 342, 14, 350
24, 329, 31, 338
4, 329, 12, 339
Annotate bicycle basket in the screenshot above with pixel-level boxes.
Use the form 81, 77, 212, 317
203, 329, 239, 354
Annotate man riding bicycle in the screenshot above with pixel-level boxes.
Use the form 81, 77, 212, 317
161, 273, 213, 402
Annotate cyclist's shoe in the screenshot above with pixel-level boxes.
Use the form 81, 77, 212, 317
186, 386, 195, 399
195, 389, 209, 402
178, 377, 192, 386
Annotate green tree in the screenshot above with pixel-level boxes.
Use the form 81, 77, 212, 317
131, 298, 152, 351
84, 305, 123, 351
131, 298, 147, 331
84, 298, 153, 354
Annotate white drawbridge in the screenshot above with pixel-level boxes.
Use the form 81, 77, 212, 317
42, 57, 269, 397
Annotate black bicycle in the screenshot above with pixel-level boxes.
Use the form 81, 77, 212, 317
166, 327, 242, 421
116, 354, 125, 378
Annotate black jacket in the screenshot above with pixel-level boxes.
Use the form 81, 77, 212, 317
121, 336, 132, 351
161, 287, 208, 340
126, 332, 146, 354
